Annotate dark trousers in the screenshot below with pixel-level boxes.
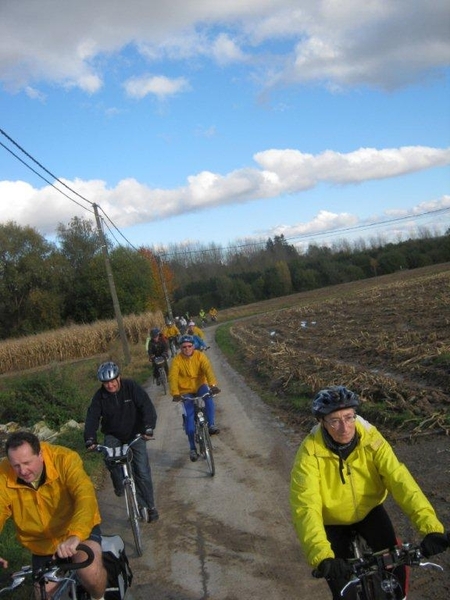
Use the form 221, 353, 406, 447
104, 434, 155, 509
324, 504, 407, 599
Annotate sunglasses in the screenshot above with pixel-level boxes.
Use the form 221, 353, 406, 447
181, 344, 193, 349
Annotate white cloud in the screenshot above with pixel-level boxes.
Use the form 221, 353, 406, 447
123, 74, 191, 99
0, 1, 448, 94
263, 196, 450, 247
2, 145, 449, 234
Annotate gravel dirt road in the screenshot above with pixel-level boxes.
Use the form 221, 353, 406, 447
97, 327, 328, 599
97, 326, 449, 600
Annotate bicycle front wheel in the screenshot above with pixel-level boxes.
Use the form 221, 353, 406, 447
201, 424, 215, 476
159, 367, 168, 394
124, 483, 143, 557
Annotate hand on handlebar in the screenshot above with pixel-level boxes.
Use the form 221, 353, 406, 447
55, 536, 81, 559
315, 558, 353, 580
209, 385, 220, 395
85, 438, 97, 450
172, 395, 182, 402
421, 532, 450, 557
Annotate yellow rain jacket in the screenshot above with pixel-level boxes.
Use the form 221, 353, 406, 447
0, 442, 101, 556
290, 417, 444, 568
169, 350, 216, 395
163, 324, 180, 339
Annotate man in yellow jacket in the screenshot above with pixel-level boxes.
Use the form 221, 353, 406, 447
0, 431, 107, 600
290, 386, 448, 600
169, 334, 220, 462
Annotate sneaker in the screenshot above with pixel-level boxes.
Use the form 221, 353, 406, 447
209, 426, 220, 435
190, 449, 198, 462
147, 507, 159, 523
114, 488, 124, 497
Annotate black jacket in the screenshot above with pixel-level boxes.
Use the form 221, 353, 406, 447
84, 378, 157, 443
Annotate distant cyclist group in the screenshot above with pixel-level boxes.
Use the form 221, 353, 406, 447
0, 311, 448, 600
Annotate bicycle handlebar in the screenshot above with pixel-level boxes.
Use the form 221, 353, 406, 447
93, 433, 150, 462
312, 542, 445, 596
178, 389, 220, 402
52, 543, 95, 573
0, 543, 94, 594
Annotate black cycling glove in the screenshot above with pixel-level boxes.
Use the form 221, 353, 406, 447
317, 558, 353, 580
420, 532, 449, 558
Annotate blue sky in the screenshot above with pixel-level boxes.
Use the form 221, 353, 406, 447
1, 0, 449, 254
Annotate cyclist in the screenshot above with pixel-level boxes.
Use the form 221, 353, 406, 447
290, 385, 449, 600
147, 328, 169, 385
84, 361, 159, 523
0, 431, 107, 600
199, 308, 207, 326
162, 320, 181, 353
187, 328, 208, 351
209, 307, 218, 322
169, 334, 220, 462
187, 320, 205, 340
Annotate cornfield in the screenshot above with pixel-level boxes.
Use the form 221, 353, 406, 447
229, 269, 450, 436
0, 311, 164, 375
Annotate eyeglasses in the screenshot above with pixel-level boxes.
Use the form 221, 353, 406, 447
324, 414, 357, 429
181, 344, 193, 349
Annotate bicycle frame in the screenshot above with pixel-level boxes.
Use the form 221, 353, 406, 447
95, 437, 144, 556
153, 355, 168, 393
181, 391, 216, 476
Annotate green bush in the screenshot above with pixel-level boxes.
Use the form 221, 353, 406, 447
0, 369, 89, 428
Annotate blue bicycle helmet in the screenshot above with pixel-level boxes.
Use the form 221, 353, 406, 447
312, 386, 359, 417
97, 361, 120, 382
179, 334, 194, 345
150, 328, 161, 337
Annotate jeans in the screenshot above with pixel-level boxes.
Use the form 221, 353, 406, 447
104, 434, 155, 509
183, 384, 215, 450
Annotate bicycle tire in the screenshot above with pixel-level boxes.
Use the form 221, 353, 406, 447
159, 367, 168, 394
124, 483, 143, 557
201, 423, 215, 476
196, 421, 204, 455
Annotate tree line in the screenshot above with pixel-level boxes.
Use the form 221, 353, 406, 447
1, 218, 449, 340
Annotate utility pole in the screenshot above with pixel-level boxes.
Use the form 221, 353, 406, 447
93, 204, 131, 364
157, 254, 173, 321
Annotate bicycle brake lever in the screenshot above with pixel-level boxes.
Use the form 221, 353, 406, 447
420, 560, 444, 571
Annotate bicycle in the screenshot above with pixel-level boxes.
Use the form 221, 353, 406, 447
152, 355, 168, 393
168, 336, 178, 358
180, 391, 218, 476
314, 533, 446, 599
0, 543, 94, 600
94, 435, 148, 557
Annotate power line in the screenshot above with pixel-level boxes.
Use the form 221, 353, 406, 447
159, 203, 450, 260
0, 140, 95, 215
0, 127, 94, 211
0, 128, 137, 248
1, 127, 448, 261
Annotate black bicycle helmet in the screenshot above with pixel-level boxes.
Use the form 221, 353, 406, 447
150, 328, 160, 337
312, 386, 359, 417
179, 334, 194, 345
97, 361, 120, 382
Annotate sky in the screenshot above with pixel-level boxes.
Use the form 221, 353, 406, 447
1, 0, 449, 255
